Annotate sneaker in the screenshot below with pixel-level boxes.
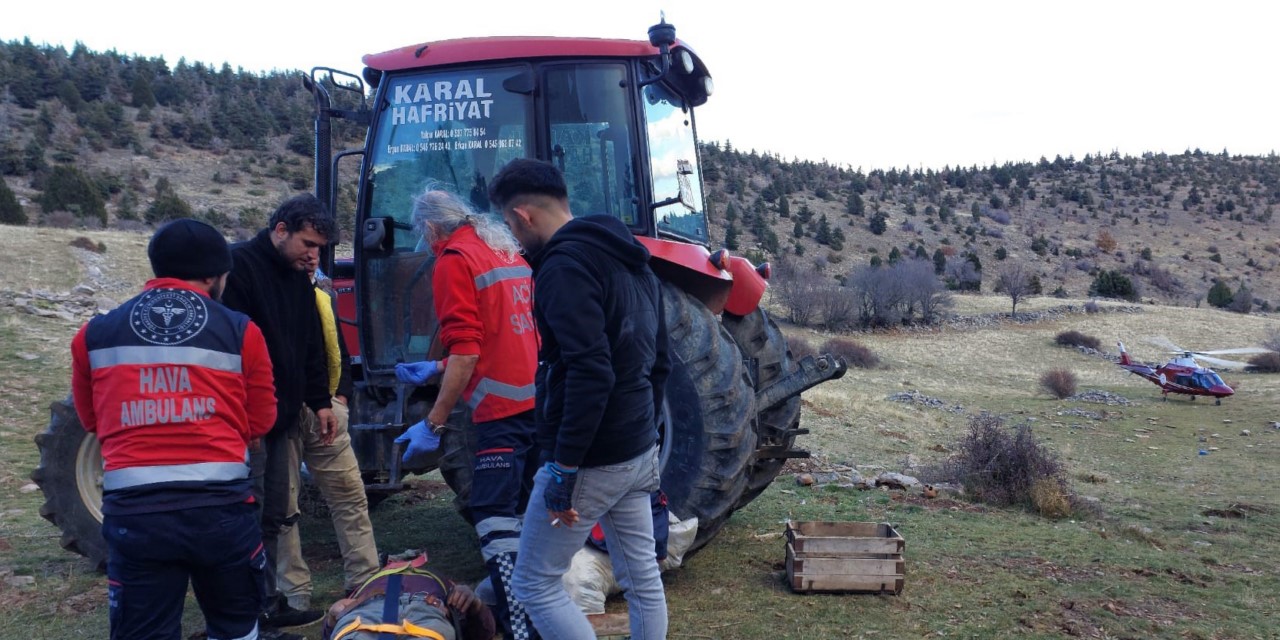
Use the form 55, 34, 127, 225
258, 627, 305, 640
260, 601, 323, 630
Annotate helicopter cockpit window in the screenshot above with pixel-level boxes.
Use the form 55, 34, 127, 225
544, 64, 638, 226
644, 81, 708, 244
361, 66, 531, 370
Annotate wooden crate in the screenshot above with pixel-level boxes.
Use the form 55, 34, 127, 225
784, 521, 905, 594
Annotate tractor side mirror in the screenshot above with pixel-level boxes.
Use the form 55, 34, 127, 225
363, 217, 395, 254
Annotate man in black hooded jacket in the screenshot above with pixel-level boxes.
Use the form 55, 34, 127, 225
223, 193, 338, 636
488, 159, 670, 640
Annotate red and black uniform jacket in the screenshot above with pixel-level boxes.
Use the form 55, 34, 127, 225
432, 225, 537, 423
70, 278, 277, 515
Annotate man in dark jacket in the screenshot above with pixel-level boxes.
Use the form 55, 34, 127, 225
71, 219, 277, 640
489, 159, 670, 640
223, 193, 338, 635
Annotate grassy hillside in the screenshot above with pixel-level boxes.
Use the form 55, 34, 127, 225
0, 226, 1276, 638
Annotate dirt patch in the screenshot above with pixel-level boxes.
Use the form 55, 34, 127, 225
878, 429, 911, 441
1131, 567, 1212, 588
890, 492, 986, 513
57, 584, 107, 614
1201, 503, 1270, 519
995, 557, 1109, 585
801, 399, 840, 418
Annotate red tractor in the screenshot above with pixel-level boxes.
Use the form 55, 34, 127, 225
34, 18, 846, 569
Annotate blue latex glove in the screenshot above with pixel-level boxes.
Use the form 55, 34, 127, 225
395, 360, 441, 385
543, 461, 579, 513
395, 420, 440, 465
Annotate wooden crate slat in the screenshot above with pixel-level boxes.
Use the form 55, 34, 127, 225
789, 573, 905, 594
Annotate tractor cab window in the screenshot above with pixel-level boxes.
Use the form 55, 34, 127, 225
644, 82, 708, 244
360, 66, 531, 370
544, 64, 638, 225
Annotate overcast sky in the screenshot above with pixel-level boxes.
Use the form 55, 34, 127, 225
6, 0, 1277, 170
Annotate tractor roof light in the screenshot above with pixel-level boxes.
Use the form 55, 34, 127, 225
709, 248, 731, 271
702, 75, 715, 97
677, 49, 695, 74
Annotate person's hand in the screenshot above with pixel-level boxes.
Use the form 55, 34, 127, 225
447, 584, 482, 614
316, 408, 338, 446
395, 360, 443, 385
544, 461, 580, 526
394, 420, 440, 465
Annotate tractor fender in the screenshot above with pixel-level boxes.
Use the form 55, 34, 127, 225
636, 237, 768, 315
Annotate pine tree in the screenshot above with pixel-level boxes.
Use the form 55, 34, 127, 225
816, 215, 832, 245
0, 180, 27, 225
793, 220, 804, 239
724, 221, 740, 250
888, 247, 902, 264
846, 191, 864, 216
933, 248, 947, 275
869, 212, 888, 235
39, 166, 107, 225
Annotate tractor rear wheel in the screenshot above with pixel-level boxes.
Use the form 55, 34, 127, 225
722, 308, 802, 508
31, 397, 108, 571
437, 283, 756, 554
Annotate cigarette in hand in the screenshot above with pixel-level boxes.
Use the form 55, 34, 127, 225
550, 517, 561, 527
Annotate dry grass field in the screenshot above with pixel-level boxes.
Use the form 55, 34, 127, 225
0, 226, 1277, 638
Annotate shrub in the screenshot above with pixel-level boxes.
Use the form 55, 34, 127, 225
1089, 269, 1137, 300
69, 236, 106, 253
1083, 299, 1100, 313
786, 335, 817, 361
821, 337, 880, 369
939, 414, 1071, 513
1246, 352, 1280, 373
1206, 280, 1233, 308
1055, 330, 1100, 350
1039, 368, 1077, 399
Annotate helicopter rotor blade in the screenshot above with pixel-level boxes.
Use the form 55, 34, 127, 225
1197, 347, 1270, 355
1193, 354, 1251, 370
1145, 335, 1184, 353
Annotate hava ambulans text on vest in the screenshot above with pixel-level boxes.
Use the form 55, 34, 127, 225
120, 366, 217, 426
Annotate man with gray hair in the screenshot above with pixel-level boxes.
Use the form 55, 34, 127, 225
394, 189, 540, 640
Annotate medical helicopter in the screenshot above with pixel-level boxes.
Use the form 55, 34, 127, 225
1115, 338, 1267, 404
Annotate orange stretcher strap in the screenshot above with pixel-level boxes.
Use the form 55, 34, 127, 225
331, 615, 447, 640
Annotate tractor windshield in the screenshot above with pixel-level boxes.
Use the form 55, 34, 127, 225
360, 65, 532, 369
367, 65, 532, 235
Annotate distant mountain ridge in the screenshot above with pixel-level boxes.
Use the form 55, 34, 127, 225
1, 38, 1277, 309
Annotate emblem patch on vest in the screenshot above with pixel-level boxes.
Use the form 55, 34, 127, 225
130, 289, 208, 344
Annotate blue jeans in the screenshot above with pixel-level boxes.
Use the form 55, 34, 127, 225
103, 501, 266, 640
512, 446, 666, 640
